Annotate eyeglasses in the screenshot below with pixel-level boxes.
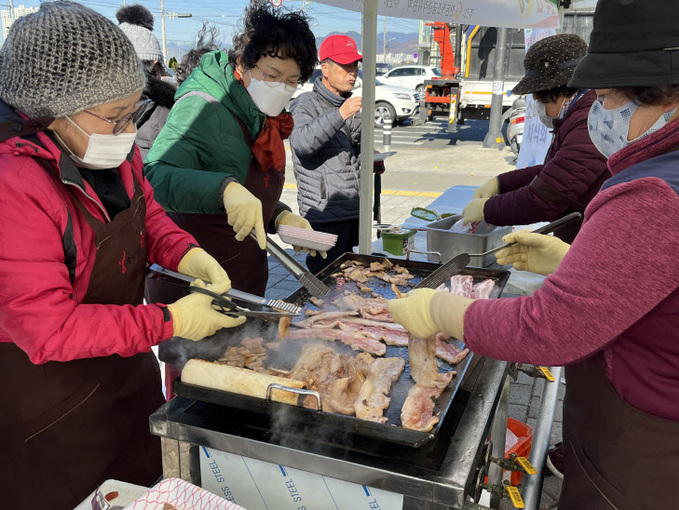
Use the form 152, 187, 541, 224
83, 99, 152, 136
252, 65, 299, 90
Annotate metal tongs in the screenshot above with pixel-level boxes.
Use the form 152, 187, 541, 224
148, 264, 301, 322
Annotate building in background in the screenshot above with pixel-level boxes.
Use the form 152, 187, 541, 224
2, 4, 39, 41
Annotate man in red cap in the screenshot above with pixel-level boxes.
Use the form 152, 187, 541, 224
289, 35, 367, 272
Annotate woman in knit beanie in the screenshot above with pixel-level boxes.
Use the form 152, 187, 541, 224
0, 3, 245, 507
116, 3, 177, 158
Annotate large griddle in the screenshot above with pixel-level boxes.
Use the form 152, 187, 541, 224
174, 253, 509, 452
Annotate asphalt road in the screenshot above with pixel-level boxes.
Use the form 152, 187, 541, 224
372, 118, 508, 150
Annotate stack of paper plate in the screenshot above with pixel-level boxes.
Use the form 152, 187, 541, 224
277, 225, 338, 251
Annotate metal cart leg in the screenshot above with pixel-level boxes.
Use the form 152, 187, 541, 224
522, 366, 563, 510
488, 376, 510, 509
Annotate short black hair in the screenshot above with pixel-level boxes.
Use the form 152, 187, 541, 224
228, 2, 318, 83
177, 23, 220, 85
533, 85, 579, 104
617, 85, 679, 106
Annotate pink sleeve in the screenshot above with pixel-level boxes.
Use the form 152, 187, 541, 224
464, 178, 679, 366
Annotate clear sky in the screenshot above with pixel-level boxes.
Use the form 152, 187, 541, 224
8, 0, 420, 45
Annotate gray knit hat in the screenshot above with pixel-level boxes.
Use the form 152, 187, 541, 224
0, 1, 145, 119
119, 23, 164, 62
116, 5, 164, 62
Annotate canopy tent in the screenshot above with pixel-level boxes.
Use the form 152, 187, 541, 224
311, 0, 562, 253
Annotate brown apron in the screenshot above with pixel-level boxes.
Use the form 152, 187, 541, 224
559, 354, 679, 509
0, 173, 164, 510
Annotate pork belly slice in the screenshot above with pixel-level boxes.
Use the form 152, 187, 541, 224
471, 279, 495, 299
288, 344, 376, 415
359, 304, 393, 322
355, 357, 405, 423
435, 334, 470, 365
400, 371, 455, 432
408, 336, 439, 387
293, 310, 360, 328
285, 327, 386, 356
450, 275, 474, 298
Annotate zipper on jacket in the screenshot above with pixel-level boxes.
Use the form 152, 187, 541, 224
15, 141, 40, 154
63, 179, 112, 223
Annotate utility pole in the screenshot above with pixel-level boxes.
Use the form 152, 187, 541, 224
482, 27, 508, 149
160, 0, 167, 58
383, 16, 386, 58
7, 0, 14, 24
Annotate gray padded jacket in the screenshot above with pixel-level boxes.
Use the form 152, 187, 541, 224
289, 78, 362, 223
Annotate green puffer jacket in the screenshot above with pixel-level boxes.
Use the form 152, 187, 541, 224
144, 51, 266, 214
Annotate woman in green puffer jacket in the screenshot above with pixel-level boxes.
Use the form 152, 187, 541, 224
144, 2, 319, 397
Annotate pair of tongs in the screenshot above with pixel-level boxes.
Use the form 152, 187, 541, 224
148, 264, 301, 322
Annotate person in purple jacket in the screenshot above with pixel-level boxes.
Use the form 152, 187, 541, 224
389, 1, 679, 508
462, 34, 609, 243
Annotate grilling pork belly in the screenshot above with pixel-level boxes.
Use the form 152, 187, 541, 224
355, 357, 405, 423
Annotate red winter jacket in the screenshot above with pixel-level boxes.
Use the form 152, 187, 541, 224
484, 90, 609, 242
0, 115, 196, 364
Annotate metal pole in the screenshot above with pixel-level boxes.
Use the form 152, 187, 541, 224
383, 16, 386, 59
482, 27, 508, 149
358, 0, 378, 255
160, 0, 168, 59
7, 0, 14, 24
522, 366, 564, 510
487, 376, 510, 509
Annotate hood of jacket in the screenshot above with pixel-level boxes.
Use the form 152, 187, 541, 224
175, 50, 265, 138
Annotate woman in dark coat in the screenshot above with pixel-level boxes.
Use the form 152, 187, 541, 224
462, 34, 610, 243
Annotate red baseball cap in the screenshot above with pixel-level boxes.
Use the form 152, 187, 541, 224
319, 35, 362, 64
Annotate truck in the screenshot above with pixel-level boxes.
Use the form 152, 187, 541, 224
422, 9, 595, 128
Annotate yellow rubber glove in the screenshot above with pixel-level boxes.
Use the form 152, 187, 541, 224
177, 248, 230, 289
223, 182, 266, 249
462, 198, 488, 225
275, 210, 327, 259
387, 288, 440, 339
473, 177, 499, 199
167, 279, 246, 341
495, 230, 570, 276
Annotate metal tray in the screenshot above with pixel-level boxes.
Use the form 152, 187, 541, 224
173, 253, 509, 449
425, 215, 512, 267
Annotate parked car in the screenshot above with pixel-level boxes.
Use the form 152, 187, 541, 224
376, 63, 392, 76
290, 67, 419, 127
379, 65, 441, 93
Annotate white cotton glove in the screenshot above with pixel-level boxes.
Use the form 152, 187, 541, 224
474, 177, 499, 199
275, 210, 327, 259
495, 230, 570, 276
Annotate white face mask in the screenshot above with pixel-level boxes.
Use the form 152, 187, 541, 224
246, 70, 297, 117
535, 101, 554, 129
61, 116, 137, 170
535, 96, 570, 130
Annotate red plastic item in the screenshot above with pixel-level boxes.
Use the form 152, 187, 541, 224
485, 418, 534, 486
506, 418, 534, 485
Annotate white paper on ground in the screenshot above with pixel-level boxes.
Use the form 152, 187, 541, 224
200, 446, 404, 510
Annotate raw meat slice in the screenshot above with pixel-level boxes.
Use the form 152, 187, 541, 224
472, 279, 495, 299
450, 275, 474, 298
